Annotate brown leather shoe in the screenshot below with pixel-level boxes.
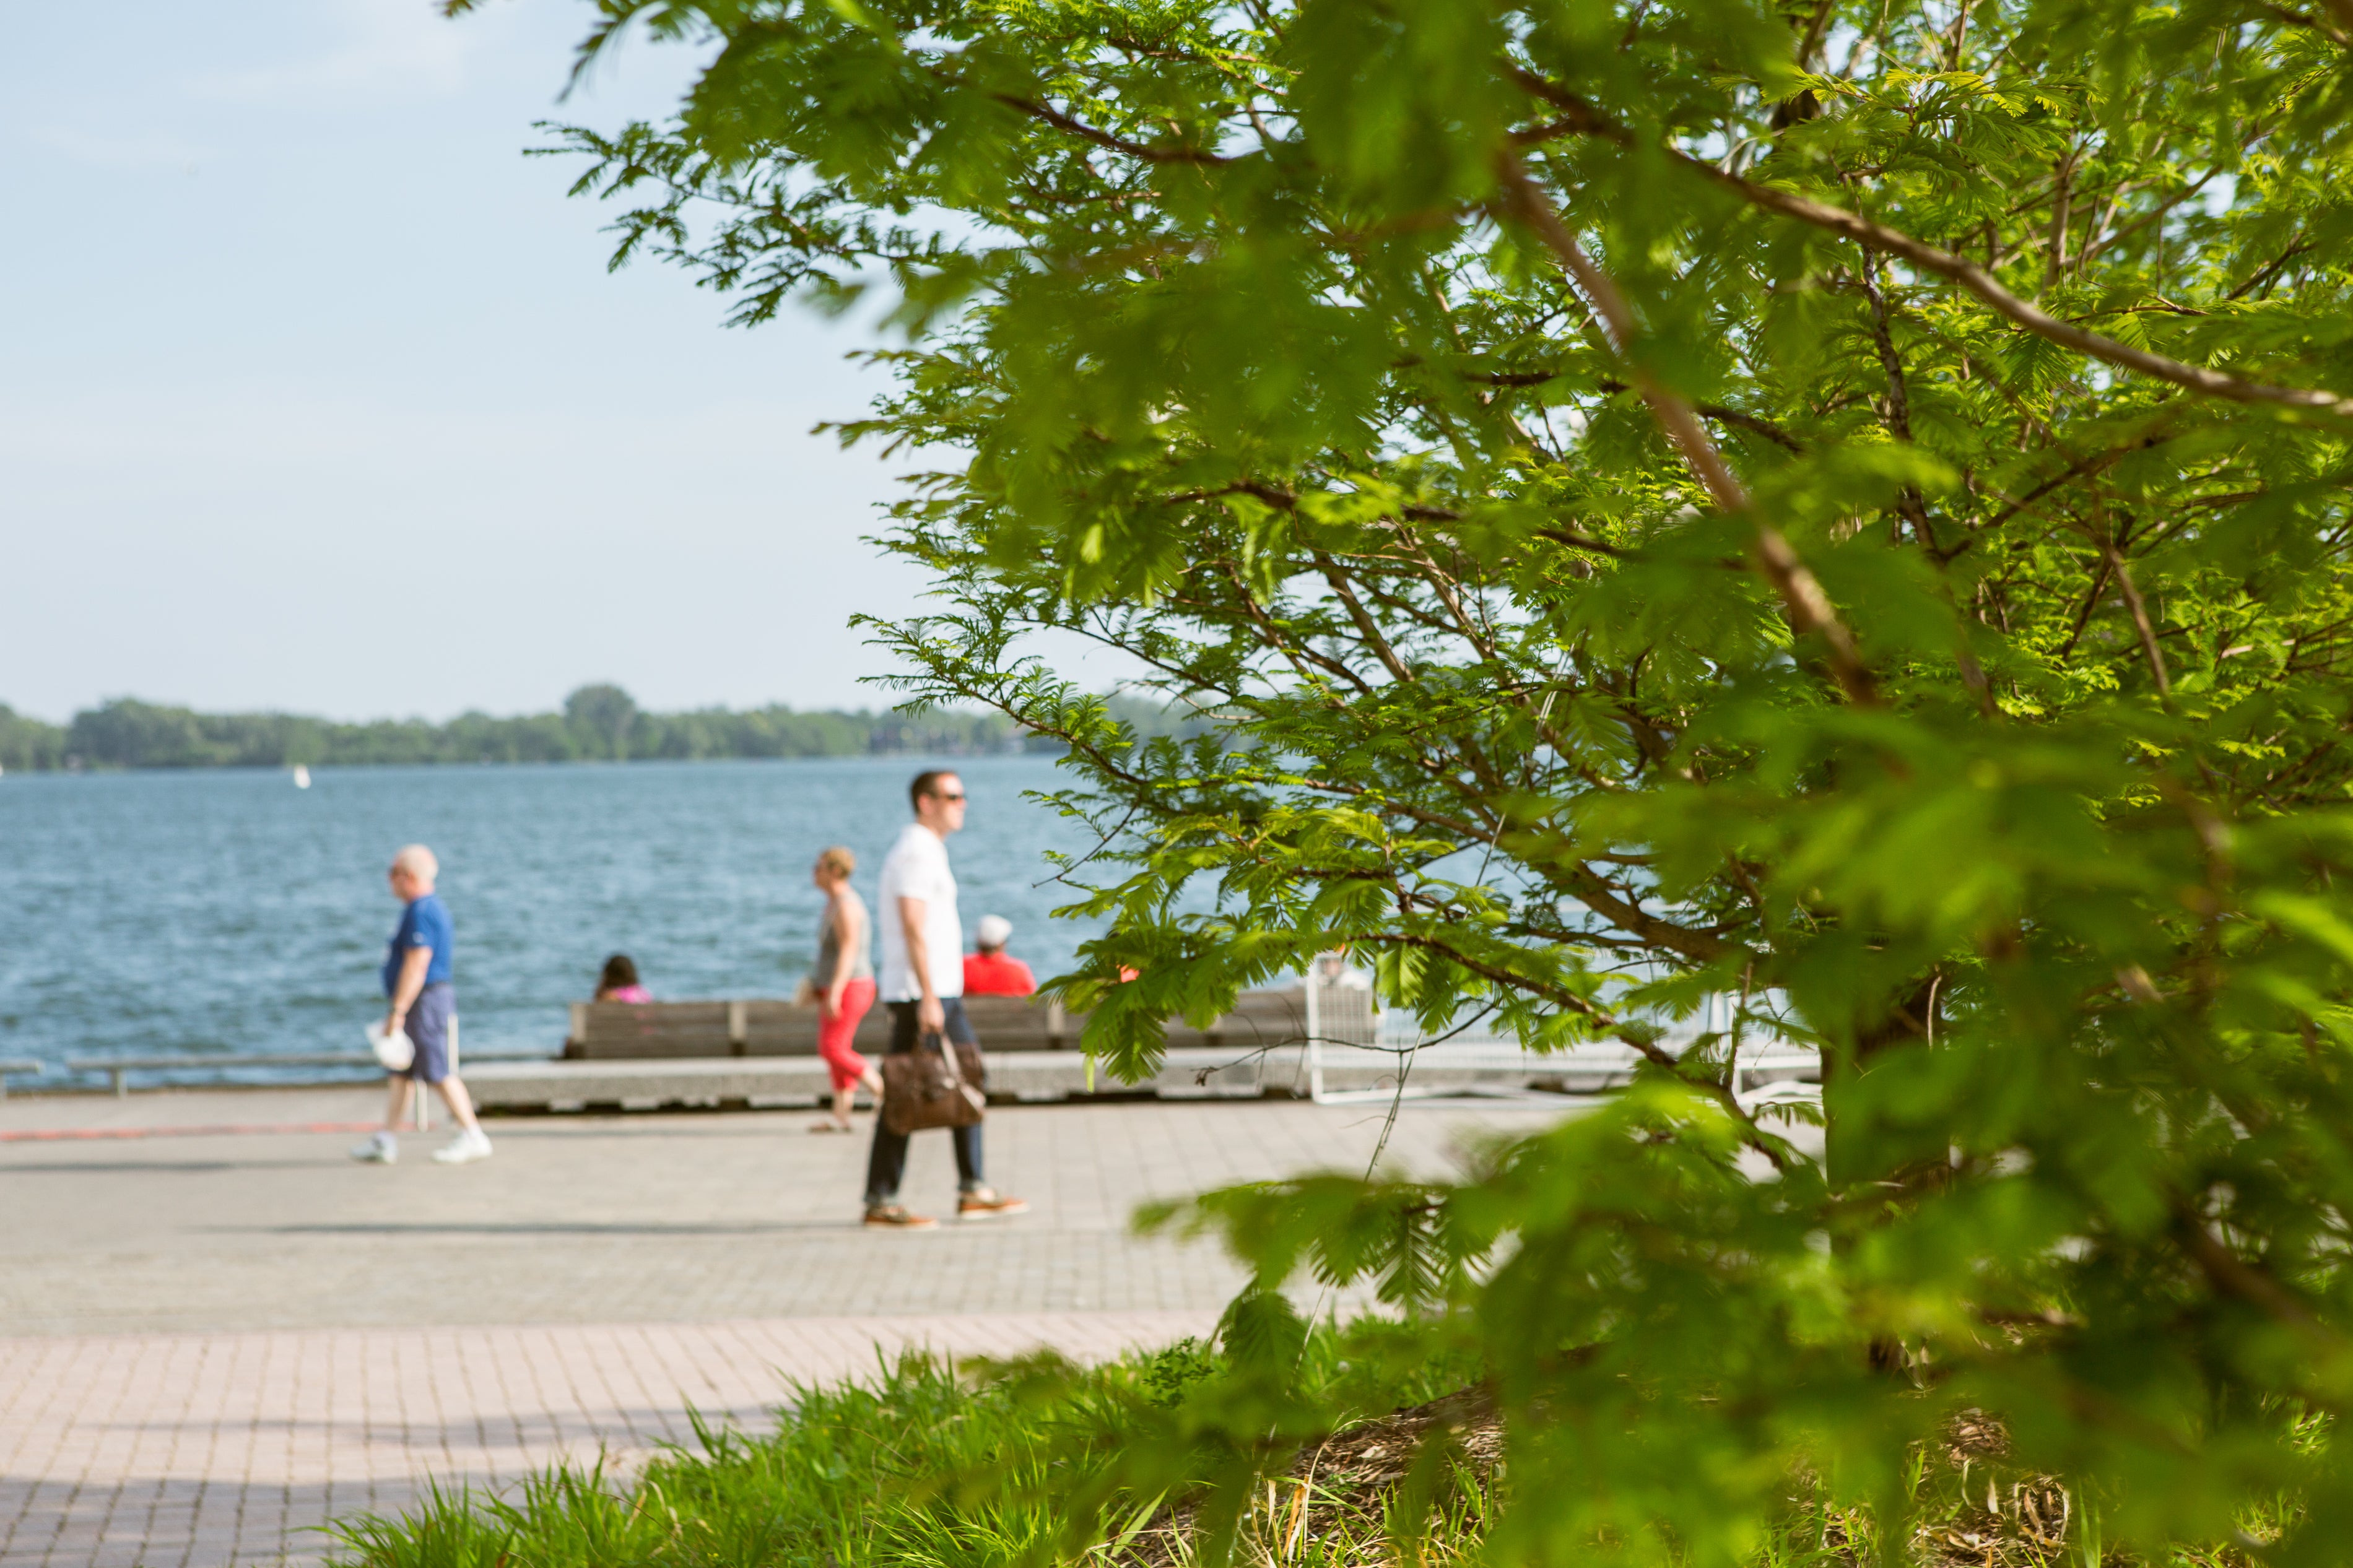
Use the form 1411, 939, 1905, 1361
957, 1187, 1030, 1219
863, 1204, 937, 1229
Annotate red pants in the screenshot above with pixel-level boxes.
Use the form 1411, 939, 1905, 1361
817, 977, 876, 1091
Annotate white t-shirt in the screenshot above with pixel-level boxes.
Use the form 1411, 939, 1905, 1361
877, 822, 963, 1002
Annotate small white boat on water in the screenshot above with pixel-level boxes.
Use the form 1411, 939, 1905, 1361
292, 764, 311, 789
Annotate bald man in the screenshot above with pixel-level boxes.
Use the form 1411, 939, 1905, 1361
350, 844, 492, 1165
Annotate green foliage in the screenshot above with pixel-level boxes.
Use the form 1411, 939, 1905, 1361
0, 704, 66, 773
323, 1336, 1485, 1568
517, 0, 2353, 1559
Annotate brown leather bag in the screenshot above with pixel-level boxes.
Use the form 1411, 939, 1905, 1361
879, 1031, 986, 1135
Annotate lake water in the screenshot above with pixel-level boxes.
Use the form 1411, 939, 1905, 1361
0, 756, 1116, 1088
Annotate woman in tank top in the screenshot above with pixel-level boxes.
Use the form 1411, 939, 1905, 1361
807, 845, 880, 1131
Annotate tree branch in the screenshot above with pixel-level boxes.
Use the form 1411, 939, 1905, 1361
1503, 77, 2353, 423
1594, 379, 1805, 452
1494, 154, 1881, 707
2102, 537, 2173, 701
1362, 930, 1790, 1171
993, 93, 1234, 165
1698, 160, 2353, 422
2173, 1206, 2339, 1351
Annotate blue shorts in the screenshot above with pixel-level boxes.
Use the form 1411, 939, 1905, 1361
398, 984, 455, 1083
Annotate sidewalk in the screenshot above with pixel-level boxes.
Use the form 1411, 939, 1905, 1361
1, 1089, 1574, 1567
0, 1092, 1566, 1333
0, 1313, 1212, 1568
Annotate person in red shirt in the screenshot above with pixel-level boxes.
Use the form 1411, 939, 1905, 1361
962, 915, 1037, 997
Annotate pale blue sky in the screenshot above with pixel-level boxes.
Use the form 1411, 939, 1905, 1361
0, 0, 1013, 722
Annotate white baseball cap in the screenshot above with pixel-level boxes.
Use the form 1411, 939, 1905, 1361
975, 914, 1014, 948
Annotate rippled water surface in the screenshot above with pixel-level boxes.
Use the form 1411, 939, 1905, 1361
0, 756, 1110, 1084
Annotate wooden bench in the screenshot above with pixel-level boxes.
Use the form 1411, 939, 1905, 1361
564, 992, 1307, 1060
566, 996, 1089, 1059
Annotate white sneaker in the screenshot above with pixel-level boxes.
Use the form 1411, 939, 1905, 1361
349, 1132, 398, 1164
432, 1128, 494, 1165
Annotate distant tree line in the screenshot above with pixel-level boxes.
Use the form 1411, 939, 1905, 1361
0, 686, 1196, 772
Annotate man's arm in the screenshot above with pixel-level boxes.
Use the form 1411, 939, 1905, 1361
898, 895, 944, 1033
385, 945, 432, 1036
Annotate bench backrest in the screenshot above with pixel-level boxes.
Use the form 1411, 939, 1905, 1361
565, 990, 1305, 1059
738, 1001, 863, 1056
568, 1002, 736, 1059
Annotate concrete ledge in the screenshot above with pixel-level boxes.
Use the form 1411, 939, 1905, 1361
464, 1049, 1294, 1110
459, 1042, 1816, 1111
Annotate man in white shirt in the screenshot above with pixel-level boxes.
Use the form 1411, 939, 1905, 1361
864, 769, 1029, 1228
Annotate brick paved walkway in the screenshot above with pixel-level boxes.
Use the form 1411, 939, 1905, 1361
1, 1092, 1573, 1567
0, 1312, 1212, 1568
0, 1094, 1559, 1333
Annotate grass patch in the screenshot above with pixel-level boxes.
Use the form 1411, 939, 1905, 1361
322, 1333, 1483, 1568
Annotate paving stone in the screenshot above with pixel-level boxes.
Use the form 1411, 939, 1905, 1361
0, 1094, 1577, 1568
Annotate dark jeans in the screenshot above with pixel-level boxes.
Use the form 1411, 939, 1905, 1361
863, 998, 985, 1206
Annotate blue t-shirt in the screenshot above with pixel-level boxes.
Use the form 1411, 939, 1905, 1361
383, 894, 454, 995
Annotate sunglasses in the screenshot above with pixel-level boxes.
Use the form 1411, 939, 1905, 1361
932, 792, 967, 802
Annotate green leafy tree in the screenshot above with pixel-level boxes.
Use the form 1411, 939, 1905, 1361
505, 0, 2353, 1556
67, 700, 231, 769
0, 705, 66, 773
563, 681, 641, 760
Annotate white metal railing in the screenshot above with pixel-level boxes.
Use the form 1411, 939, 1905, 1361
1301, 963, 1819, 1106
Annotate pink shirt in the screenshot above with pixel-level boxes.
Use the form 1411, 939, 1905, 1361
598, 984, 650, 1003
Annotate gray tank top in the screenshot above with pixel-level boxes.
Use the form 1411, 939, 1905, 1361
814, 888, 874, 986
